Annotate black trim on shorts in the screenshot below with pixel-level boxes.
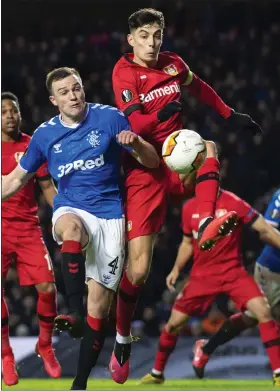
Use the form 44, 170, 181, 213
123, 103, 142, 117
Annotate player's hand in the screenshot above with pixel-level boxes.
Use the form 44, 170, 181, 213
117, 130, 140, 148
166, 267, 180, 292
226, 109, 263, 135
157, 100, 182, 123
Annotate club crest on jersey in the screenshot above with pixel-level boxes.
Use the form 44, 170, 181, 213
14, 152, 24, 163
163, 64, 178, 76
121, 89, 133, 103
87, 131, 100, 148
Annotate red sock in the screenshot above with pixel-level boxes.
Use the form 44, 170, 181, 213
196, 157, 220, 221
259, 320, 280, 372
153, 328, 178, 372
1, 290, 13, 358
37, 289, 57, 347
116, 272, 142, 337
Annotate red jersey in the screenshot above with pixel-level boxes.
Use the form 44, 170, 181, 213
113, 51, 189, 152
182, 190, 259, 277
2, 132, 50, 236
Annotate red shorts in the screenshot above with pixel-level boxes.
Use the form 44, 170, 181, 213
125, 164, 195, 240
2, 232, 54, 286
173, 267, 263, 315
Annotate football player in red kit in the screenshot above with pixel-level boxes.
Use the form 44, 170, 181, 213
140, 189, 280, 386
109, 9, 262, 383
1, 92, 61, 385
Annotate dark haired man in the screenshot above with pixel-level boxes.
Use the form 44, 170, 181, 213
109, 7, 262, 384
2, 68, 160, 390
1, 92, 60, 385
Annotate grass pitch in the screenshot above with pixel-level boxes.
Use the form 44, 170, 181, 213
1, 379, 274, 390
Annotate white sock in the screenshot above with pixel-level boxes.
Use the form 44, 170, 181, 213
152, 369, 163, 376
116, 332, 132, 344
198, 216, 212, 229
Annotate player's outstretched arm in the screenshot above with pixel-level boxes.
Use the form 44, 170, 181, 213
2, 165, 34, 201
251, 215, 280, 248
117, 130, 160, 168
39, 178, 57, 208
166, 235, 193, 292
183, 70, 262, 134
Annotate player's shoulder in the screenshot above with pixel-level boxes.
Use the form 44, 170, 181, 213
270, 189, 280, 205
20, 132, 31, 141
89, 102, 127, 124
34, 115, 61, 135
159, 51, 186, 65
113, 54, 135, 74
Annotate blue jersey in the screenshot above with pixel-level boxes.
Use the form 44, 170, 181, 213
257, 189, 280, 273
20, 103, 132, 219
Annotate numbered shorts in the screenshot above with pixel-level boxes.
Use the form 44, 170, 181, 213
174, 268, 263, 316
125, 165, 195, 240
2, 233, 54, 286
52, 207, 125, 291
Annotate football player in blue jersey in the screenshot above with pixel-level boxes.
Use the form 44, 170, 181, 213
2, 67, 160, 390
192, 188, 280, 382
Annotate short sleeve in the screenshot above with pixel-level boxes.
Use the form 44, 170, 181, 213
19, 130, 46, 173
229, 193, 259, 225
112, 65, 142, 117
181, 200, 193, 236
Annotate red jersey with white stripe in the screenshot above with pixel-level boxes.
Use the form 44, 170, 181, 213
182, 190, 259, 277
1, 132, 50, 236
113, 51, 189, 152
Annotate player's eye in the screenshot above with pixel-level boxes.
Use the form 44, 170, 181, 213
60, 90, 67, 95
140, 35, 148, 39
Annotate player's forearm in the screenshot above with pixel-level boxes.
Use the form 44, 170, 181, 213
259, 226, 280, 248
132, 137, 160, 168
173, 242, 193, 271
128, 110, 159, 136
42, 185, 57, 208
185, 73, 231, 119
2, 176, 25, 201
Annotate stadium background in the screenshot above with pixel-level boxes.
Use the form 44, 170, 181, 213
2, 0, 280, 379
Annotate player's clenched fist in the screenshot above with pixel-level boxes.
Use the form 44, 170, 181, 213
117, 130, 140, 148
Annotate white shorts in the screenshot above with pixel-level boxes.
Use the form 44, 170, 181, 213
245, 263, 280, 318
52, 206, 125, 291
254, 263, 280, 308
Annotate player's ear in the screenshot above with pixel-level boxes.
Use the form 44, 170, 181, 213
49, 95, 58, 107
127, 33, 134, 48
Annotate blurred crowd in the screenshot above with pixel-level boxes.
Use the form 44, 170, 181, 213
2, 0, 280, 338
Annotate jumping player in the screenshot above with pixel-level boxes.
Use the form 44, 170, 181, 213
1, 92, 61, 386
1, 68, 159, 391
140, 189, 280, 386
110, 8, 262, 383
192, 188, 280, 382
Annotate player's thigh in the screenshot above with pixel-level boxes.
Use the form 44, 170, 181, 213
1, 236, 14, 279
225, 269, 264, 313
16, 234, 55, 286
126, 234, 157, 284
52, 207, 89, 247
87, 278, 115, 318
173, 277, 218, 316
125, 169, 167, 241
165, 308, 189, 334
254, 263, 280, 309
85, 216, 125, 292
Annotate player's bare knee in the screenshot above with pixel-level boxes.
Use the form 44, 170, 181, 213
205, 140, 218, 158
59, 216, 86, 243
35, 281, 55, 293
165, 321, 182, 335
127, 261, 150, 285
255, 304, 272, 323
87, 295, 112, 319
